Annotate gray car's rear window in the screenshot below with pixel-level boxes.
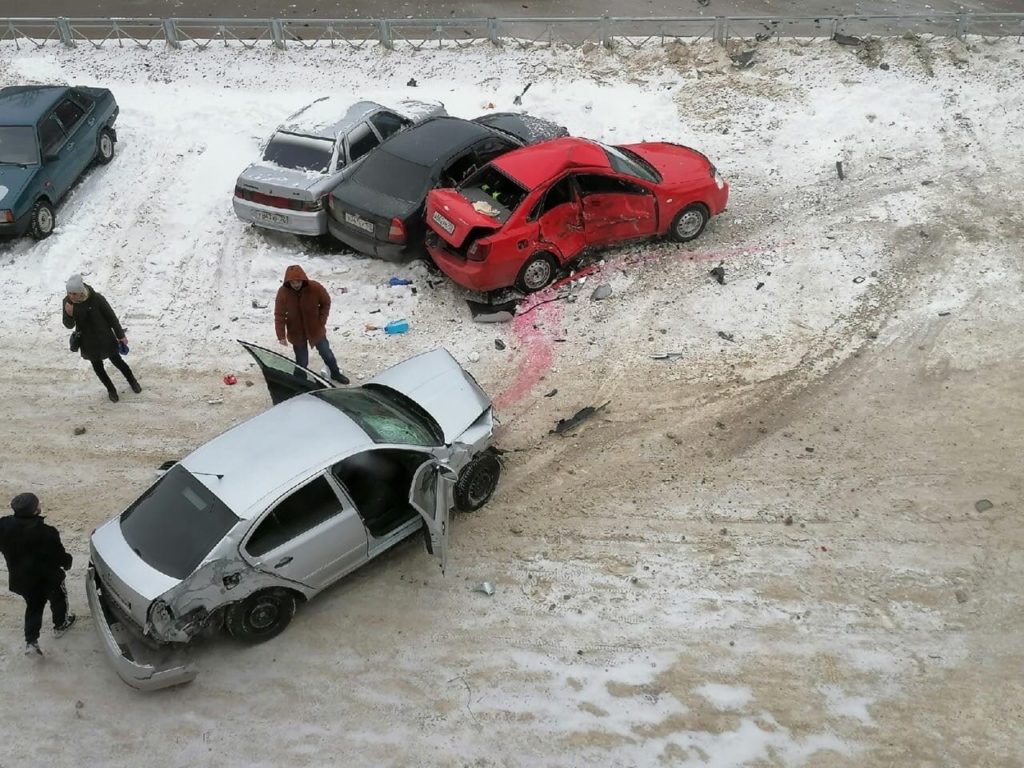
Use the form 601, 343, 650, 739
120, 465, 239, 580
262, 133, 334, 173
352, 149, 432, 202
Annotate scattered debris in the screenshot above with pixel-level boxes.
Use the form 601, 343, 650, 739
544, 388, 558, 397
512, 82, 532, 106
407, 77, 418, 87
709, 265, 726, 285
384, 319, 409, 335
697, 0, 710, 5
717, 331, 735, 343
921, 179, 934, 186
551, 401, 610, 435
388, 276, 412, 286
245, 380, 254, 387
720, 528, 728, 535
730, 50, 756, 69
223, 374, 237, 385
591, 283, 612, 300
467, 298, 516, 323
509, 525, 523, 535
468, 351, 481, 363
494, 339, 506, 350
974, 499, 994, 512
666, 432, 683, 445
867, 331, 878, 339
73, 426, 86, 436
207, 397, 223, 405
784, 515, 793, 526
880, 62, 890, 70
833, 32, 863, 47
251, 299, 267, 309
955, 589, 969, 604
805, 446, 815, 453
651, 352, 684, 361
756, 281, 765, 290
471, 582, 496, 596
938, 311, 951, 317
853, 276, 866, 284
835, 160, 845, 180
364, 323, 379, 331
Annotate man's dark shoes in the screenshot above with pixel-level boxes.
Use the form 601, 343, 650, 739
24, 642, 43, 656
331, 372, 350, 385
54, 614, 77, 638
129, 380, 142, 394
108, 389, 119, 402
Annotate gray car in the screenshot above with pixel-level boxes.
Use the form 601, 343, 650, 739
232, 97, 445, 236
87, 341, 501, 691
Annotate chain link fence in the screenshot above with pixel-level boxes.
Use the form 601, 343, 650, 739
1, 14, 1022, 51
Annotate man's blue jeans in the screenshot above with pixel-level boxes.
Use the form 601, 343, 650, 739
294, 337, 341, 378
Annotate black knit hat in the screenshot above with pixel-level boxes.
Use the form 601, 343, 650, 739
11, 492, 40, 518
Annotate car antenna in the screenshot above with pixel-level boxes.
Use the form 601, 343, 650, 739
191, 471, 225, 480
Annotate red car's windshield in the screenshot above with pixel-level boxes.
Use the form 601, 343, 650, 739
602, 144, 660, 184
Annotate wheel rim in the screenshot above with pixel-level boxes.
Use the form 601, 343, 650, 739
37, 207, 53, 233
467, 470, 494, 506
248, 600, 279, 631
675, 209, 704, 239
523, 259, 552, 290
100, 134, 113, 158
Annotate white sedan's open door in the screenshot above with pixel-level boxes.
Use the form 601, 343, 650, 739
409, 461, 456, 575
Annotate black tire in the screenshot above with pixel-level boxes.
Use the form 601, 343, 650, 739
225, 589, 296, 644
95, 128, 115, 165
454, 453, 501, 512
28, 199, 55, 240
514, 252, 558, 293
669, 203, 709, 243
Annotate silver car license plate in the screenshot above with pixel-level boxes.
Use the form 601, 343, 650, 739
432, 211, 455, 235
344, 212, 375, 233
256, 211, 288, 225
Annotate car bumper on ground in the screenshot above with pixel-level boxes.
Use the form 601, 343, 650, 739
426, 238, 509, 293
233, 197, 326, 237
326, 217, 411, 262
86, 564, 198, 692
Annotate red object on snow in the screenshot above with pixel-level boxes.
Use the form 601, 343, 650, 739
223, 374, 237, 385
424, 137, 729, 293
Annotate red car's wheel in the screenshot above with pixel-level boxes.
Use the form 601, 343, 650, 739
669, 203, 709, 242
515, 252, 558, 293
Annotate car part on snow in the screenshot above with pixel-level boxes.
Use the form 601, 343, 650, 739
836, 160, 845, 180
466, 298, 517, 323
709, 265, 726, 285
651, 352, 684, 362
494, 339, 506, 350
551, 401, 610, 435
223, 374, 237, 385
512, 82, 532, 106
717, 331, 735, 343
471, 582, 496, 596
833, 33, 864, 46
730, 50, 756, 69
591, 284, 612, 300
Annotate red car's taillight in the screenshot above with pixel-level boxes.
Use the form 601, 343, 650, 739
466, 239, 490, 261
388, 218, 406, 243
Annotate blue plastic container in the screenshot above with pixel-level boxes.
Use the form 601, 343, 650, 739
384, 319, 409, 335
388, 277, 413, 286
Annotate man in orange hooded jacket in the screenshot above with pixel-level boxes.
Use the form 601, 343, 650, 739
274, 264, 349, 384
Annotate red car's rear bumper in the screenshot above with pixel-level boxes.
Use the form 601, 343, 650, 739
427, 237, 514, 293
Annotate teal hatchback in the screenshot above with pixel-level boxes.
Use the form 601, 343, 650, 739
0, 85, 118, 240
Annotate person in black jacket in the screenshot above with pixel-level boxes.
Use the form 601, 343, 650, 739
62, 273, 141, 402
0, 493, 76, 655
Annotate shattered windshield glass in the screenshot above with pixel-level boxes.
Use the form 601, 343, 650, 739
0, 126, 38, 165
120, 465, 240, 580
314, 386, 442, 446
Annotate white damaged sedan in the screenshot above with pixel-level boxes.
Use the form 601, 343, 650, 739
87, 342, 501, 691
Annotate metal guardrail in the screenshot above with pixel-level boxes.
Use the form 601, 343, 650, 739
1, 14, 1022, 51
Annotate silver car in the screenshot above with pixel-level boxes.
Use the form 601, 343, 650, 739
87, 342, 501, 691
232, 97, 445, 236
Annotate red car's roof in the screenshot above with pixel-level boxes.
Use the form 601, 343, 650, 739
492, 137, 610, 189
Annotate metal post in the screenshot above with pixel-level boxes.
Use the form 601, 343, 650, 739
713, 16, 726, 46
955, 13, 970, 39
270, 19, 285, 49
600, 14, 613, 49
162, 19, 180, 48
487, 17, 500, 46
831, 17, 840, 38
56, 17, 75, 47
379, 19, 393, 49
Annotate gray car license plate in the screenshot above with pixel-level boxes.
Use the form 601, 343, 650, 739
344, 212, 375, 234
256, 210, 288, 225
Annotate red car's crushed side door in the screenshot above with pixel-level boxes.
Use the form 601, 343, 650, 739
537, 201, 586, 262
576, 173, 659, 247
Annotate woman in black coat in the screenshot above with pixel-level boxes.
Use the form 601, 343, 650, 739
62, 273, 141, 402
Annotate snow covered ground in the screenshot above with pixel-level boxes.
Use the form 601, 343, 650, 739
1, 36, 1022, 767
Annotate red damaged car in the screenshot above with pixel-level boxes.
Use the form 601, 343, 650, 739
424, 136, 728, 293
